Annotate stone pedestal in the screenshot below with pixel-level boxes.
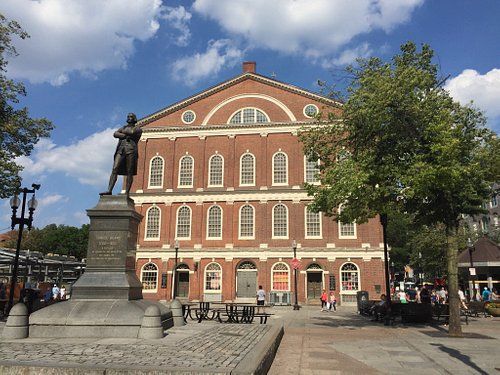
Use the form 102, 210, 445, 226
29, 195, 172, 338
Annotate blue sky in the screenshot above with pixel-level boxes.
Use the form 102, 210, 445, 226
1, 0, 499, 230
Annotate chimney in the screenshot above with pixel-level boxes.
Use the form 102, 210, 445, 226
242, 61, 256, 73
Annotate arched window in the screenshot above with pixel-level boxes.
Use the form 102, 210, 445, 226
240, 153, 255, 186
141, 263, 158, 291
176, 206, 191, 239
238, 261, 257, 270
273, 152, 288, 185
229, 108, 269, 124
304, 155, 320, 184
145, 206, 160, 240
239, 204, 255, 239
305, 207, 322, 238
204, 262, 222, 291
207, 205, 222, 239
208, 154, 224, 187
271, 262, 290, 291
148, 156, 164, 188
340, 263, 359, 291
178, 155, 194, 187
273, 204, 288, 238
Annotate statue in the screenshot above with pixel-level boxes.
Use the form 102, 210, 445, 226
100, 113, 142, 196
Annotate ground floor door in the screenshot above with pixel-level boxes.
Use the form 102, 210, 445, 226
307, 272, 322, 300
236, 271, 257, 298
176, 271, 189, 298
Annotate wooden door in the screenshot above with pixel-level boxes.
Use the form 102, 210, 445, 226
176, 272, 189, 298
307, 272, 322, 300
237, 271, 257, 298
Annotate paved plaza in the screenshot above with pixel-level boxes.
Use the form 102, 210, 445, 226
0, 305, 498, 374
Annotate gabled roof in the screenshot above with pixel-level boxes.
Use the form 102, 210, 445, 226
138, 72, 341, 127
458, 236, 500, 266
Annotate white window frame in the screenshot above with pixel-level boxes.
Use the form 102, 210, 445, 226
181, 110, 196, 124
204, 262, 222, 293
227, 107, 270, 124
272, 151, 288, 186
239, 152, 256, 186
272, 203, 289, 239
238, 204, 255, 240
175, 205, 192, 240
140, 262, 158, 293
206, 205, 223, 240
303, 104, 319, 118
144, 205, 161, 241
340, 262, 360, 292
207, 154, 224, 187
338, 205, 357, 239
304, 206, 322, 239
148, 156, 164, 189
271, 262, 290, 292
303, 155, 320, 185
178, 155, 194, 188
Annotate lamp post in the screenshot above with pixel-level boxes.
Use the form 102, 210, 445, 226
172, 239, 179, 299
380, 213, 392, 326
7, 184, 40, 315
467, 238, 476, 301
292, 240, 300, 310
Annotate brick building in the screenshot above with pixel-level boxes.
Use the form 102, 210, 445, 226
131, 62, 385, 306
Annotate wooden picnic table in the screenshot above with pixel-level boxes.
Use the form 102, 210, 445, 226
217, 303, 273, 324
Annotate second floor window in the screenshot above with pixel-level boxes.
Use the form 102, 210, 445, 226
273, 152, 288, 185
305, 156, 320, 184
208, 155, 223, 186
240, 153, 255, 185
179, 155, 194, 187
305, 208, 321, 238
145, 206, 160, 240
239, 204, 254, 238
176, 206, 191, 239
207, 205, 222, 239
273, 204, 288, 238
148, 156, 164, 188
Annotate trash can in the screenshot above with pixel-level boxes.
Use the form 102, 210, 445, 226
356, 291, 369, 314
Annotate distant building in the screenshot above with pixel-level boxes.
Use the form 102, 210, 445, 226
131, 62, 386, 305
465, 183, 499, 240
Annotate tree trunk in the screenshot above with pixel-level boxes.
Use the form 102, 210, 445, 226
446, 226, 462, 337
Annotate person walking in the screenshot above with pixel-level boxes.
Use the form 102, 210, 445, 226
482, 287, 491, 302
458, 288, 468, 310
320, 289, 328, 311
328, 291, 337, 311
256, 285, 266, 313
52, 284, 60, 301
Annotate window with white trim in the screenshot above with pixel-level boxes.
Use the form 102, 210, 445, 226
340, 263, 359, 291
182, 110, 196, 124
176, 206, 191, 239
208, 154, 223, 186
145, 206, 160, 240
178, 155, 193, 187
207, 205, 222, 239
305, 207, 322, 238
240, 153, 255, 185
273, 152, 288, 185
271, 262, 290, 291
273, 204, 288, 238
141, 263, 158, 291
204, 262, 222, 291
303, 104, 319, 118
239, 204, 255, 239
338, 206, 356, 239
304, 155, 320, 184
229, 108, 269, 124
148, 156, 164, 188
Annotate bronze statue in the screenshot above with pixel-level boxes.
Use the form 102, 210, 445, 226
100, 113, 142, 196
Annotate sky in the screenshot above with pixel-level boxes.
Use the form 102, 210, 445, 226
1, 0, 499, 231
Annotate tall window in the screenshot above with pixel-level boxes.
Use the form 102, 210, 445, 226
338, 206, 356, 239
305, 207, 322, 238
304, 156, 320, 184
229, 108, 269, 124
271, 262, 290, 291
178, 155, 194, 187
273, 152, 288, 185
141, 263, 158, 291
148, 156, 164, 188
176, 206, 191, 239
145, 206, 160, 240
208, 154, 223, 186
207, 205, 222, 239
341, 263, 359, 291
240, 153, 255, 185
239, 204, 255, 239
273, 204, 288, 238
205, 262, 222, 291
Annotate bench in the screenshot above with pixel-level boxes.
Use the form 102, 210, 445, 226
400, 303, 432, 323
217, 304, 273, 324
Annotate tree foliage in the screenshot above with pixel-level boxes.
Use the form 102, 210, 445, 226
300, 42, 497, 336
0, 13, 53, 198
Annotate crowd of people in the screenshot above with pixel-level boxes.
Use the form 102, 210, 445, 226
392, 285, 498, 306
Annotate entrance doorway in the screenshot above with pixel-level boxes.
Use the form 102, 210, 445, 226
175, 264, 190, 298
236, 261, 257, 299
307, 272, 322, 300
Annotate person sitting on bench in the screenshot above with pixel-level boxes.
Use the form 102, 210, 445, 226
371, 294, 387, 321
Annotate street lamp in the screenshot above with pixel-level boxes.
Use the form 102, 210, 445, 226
172, 239, 179, 299
292, 240, 300, 310
380, 213, 392, 326
7, 184, 40, 315
467, 238, 476, 301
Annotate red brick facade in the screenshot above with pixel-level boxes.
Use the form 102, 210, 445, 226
132, 63, 386, 305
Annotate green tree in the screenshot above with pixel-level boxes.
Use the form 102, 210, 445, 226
0, 13, 53, 198
301, 42, 496, 336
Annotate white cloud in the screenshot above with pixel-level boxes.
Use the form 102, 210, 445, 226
445, 69, 500, 120
192, 0, 423, 58
3, 0, 164, 85
321, 43, 373, 68
161, 5, 192, 47
16, 128, 116, 187
171, 39, 243, 86
37, 194, 69, 209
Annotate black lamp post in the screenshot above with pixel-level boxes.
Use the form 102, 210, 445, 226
7, 184, 40, 315
467, 238, 476, 301
380, 213, 392, 326
292, 240, 300, 310
172, 239, 179, 299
